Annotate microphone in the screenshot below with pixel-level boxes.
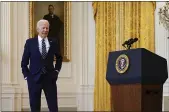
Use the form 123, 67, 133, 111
122, 38, 133, 48
127, 38, 134, 45
128, 38, 138, 45
122, 38, 138, 49
133, 38, 138, 43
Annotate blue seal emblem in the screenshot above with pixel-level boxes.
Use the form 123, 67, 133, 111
115, 54, 129, 74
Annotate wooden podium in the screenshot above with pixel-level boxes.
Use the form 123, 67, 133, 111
106, 48, 168, 112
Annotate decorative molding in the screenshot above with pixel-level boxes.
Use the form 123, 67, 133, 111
1, 85, 22, 111
76, 2, 95, 111
2, 91, 76, 111
58, 62, 72, 78
21, 92, 77, 109
77, 85, 94, 111
1, 2, 12, 84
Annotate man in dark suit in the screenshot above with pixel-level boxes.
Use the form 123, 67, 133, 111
43, 4, 64, 56
43, 4, 63, 39
21, 19, 62, 112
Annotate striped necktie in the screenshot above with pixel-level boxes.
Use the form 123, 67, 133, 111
41, 38, 47, 74
42, 38, 47, 59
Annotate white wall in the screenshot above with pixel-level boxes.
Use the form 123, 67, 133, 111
0, 2, 95, 111
155, 2, 169, 111
0, 2, 2, 111
75, 2, 95, 111
155, 2, 169, 96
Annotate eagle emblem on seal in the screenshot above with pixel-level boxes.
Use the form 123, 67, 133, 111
115, 54, 129, 74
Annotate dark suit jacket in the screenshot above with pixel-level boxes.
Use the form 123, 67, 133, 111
43, 14, 63, 38
21, 37, 62, 82
43, 14, 64, 59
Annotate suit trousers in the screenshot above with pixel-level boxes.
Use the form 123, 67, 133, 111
27, 73, 58, 112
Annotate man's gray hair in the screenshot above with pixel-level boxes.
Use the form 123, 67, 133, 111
36, 19, 50, 29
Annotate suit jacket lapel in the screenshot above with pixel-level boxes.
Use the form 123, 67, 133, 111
35, 37, 42, 58
46, 39, 52, 58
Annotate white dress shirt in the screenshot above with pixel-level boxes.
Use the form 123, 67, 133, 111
38, 35, 50, 54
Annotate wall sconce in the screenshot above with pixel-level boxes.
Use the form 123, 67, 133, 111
159, 2, 169, 30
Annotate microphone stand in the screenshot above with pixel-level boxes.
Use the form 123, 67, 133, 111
127, 44, 132, 50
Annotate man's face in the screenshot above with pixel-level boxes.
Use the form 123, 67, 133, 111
48, 6, 54, 14
37, 21, 49, 38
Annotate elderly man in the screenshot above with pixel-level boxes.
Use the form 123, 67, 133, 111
21, 19, 62, 112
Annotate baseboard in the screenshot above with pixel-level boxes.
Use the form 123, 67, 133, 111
22, 107, 77, 111
1, 87, 77, 111
22, 92, 77, 109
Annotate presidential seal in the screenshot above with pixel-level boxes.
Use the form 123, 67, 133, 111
115, 54, 129, 74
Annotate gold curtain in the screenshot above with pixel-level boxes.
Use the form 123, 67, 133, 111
93, 2, 155, 111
